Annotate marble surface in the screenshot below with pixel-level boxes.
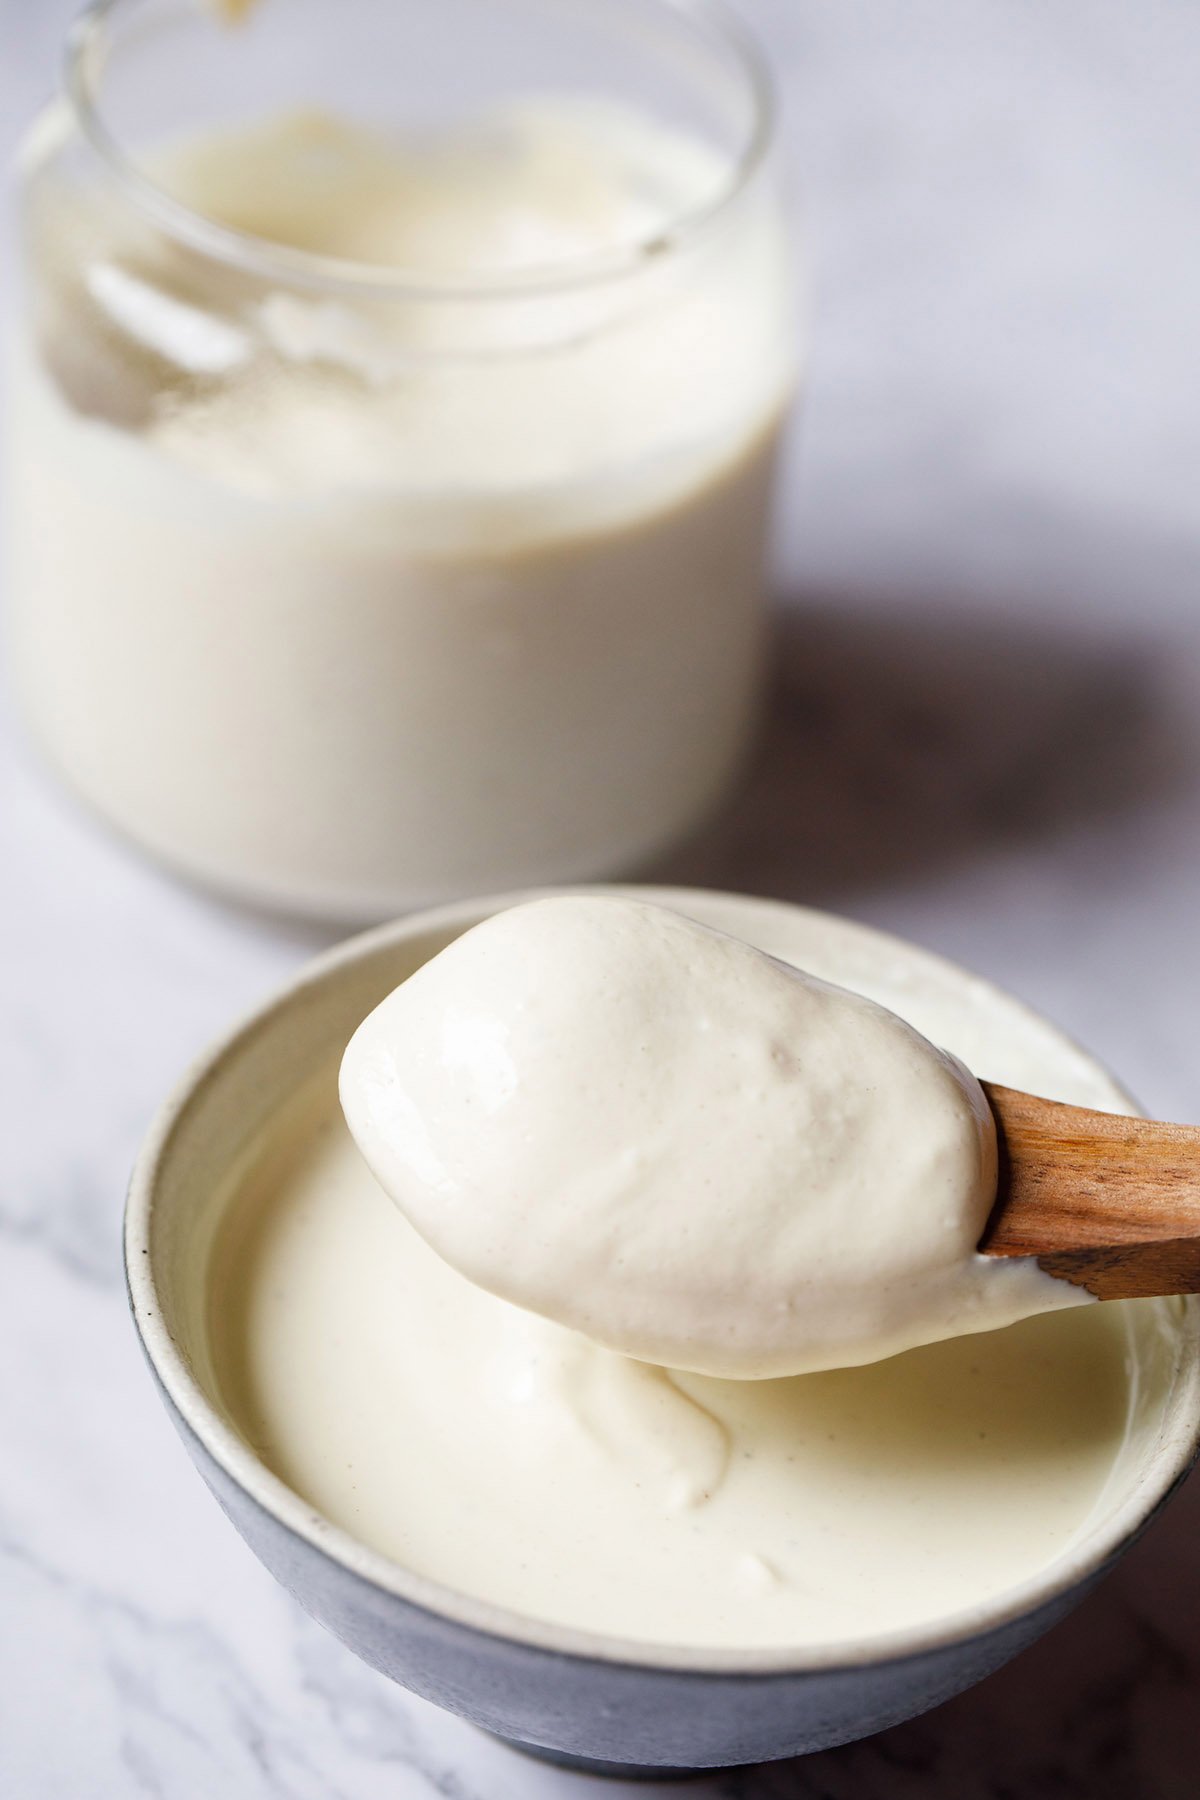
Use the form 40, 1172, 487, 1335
4, 1, 1200, 1793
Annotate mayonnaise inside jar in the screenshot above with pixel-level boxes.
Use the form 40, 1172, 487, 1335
7, 0, 794, 920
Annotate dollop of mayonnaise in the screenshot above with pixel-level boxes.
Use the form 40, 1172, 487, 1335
340, 897, 1085, 1376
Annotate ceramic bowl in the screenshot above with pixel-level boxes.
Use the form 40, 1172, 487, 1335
125, 888, 1200, 1775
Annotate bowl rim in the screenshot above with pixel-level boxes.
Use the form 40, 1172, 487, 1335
125, 883, 1200, 1677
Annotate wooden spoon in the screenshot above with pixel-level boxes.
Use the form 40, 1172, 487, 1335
978, 1083, 1200, 1298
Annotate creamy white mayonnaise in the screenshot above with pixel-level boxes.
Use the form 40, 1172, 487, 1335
10, 104, 791, 918
340, 896, 1084, 1377
207, 896, 1148, 1649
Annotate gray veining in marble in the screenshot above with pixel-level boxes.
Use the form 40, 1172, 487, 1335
4, 1, 1200, 1793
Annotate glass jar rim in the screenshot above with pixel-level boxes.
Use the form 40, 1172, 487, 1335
63, 0, 775, 301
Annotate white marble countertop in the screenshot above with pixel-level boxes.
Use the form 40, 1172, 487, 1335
4, 2, 1200, 1793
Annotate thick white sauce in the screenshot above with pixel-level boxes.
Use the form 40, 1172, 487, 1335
10, 105, 791, 919
208, 901, 1144, 1649
342, 897, 1085, 1377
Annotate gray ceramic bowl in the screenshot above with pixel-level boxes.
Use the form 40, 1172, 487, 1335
125, 888, 1200, 1776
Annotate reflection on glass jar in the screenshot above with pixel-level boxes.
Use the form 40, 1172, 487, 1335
7, 0, 797, 921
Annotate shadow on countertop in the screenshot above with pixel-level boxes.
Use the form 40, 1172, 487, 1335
654, 594, 1193, 909
59, 585, 1189, 950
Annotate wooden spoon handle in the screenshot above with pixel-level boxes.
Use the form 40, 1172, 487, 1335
978, 1082, 1200, 1299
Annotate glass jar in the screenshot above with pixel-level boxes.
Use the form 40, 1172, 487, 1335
7, 0, 796, 922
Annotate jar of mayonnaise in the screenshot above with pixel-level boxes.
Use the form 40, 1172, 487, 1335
7, 0, 796, 921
